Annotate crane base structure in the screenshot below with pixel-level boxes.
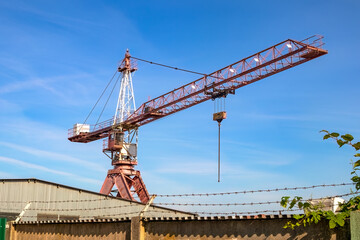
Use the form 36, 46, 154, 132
100, 166, 149, 203
100, 51, 149, 203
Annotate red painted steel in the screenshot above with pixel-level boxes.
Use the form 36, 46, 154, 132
114, 174, 134, 200
99, 169, 150, 202
68, 35, 327, 144
99, 176, 115, 195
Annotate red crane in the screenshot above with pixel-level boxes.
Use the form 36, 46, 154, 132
68, 35, 327, 203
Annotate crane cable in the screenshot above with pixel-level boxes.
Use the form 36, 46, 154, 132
95, 73, 122, 126
81, 70, 118, 129
132, 56, 228, 183
130, 56, 208, 76
82, 55, 209, 130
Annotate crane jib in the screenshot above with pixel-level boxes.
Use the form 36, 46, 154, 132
68, 35, 327, 143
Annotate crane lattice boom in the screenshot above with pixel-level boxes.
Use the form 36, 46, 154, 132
68, 35, 327, 143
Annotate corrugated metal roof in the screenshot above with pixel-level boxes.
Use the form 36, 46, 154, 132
0, 178, 195, 221
15, 214, 295, 225
144, 214, 295, 221
0, 178, 140, 204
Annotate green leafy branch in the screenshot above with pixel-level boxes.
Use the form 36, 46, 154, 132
320, 130, 360, 191
280, 131, 360, 229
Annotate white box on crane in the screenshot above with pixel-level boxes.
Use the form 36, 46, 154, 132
121, 143, 137, 157
73, 123, 90, 135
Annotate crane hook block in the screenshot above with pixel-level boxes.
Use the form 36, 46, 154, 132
213, 111, 227, 123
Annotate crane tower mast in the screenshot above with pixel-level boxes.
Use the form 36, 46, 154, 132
68, 35, 328, 203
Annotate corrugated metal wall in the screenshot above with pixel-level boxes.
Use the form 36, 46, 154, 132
0, 179, 193, 222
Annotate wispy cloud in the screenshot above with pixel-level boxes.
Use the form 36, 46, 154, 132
235, 148, 299, 167
0, 171, 16, 178
156, 160, 217, 175
0, 118, 65, 141
0, 156, 101, 185
153, 156, 284, 179
0, 156, 73, 176
0, 57, 35, 78
243, 112, 313, 121
0, 72, 95, 106
0, 142, 106, 172
0, 1, 106, 31
0, 98, 22, 113
0, 79, 46, 94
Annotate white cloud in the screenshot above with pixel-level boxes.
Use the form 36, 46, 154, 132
0, 98, 22, 113
0, 118, 65, 141
153, 156, 284, 180
0, 142, 106, 172
0, 72, 95, 106
0, 79, 41, 94
0, 171, 16, 178
0, 57, 35, 77
243, 112, 313, 121
0, 156, 101, 185
0, 1, 106, 31
156, 160, 217, 175
0, 156, 73, 176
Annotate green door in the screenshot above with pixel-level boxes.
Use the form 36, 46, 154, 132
0, 218, 6, 240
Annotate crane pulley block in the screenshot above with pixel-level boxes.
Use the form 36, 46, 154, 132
205, 88, 235, 100
213, 111, 227, 123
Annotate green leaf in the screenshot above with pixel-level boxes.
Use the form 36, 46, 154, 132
337, 139, 345, 147
341, 134, 354, 141
354, 160, 360, 168
281, 130, 360, 230
335, 215, 345, 227
351, 176, 360, 182
353, 142, 360, 151
303, 202, 311, 208
289, 199, 297, 209
329, 219, 336, 229
325, 211, 335, 219
330, 132, 340, 138
323, 134, 330, 140
281, 196, 290, 207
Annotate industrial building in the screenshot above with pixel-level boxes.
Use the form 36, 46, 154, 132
0, 178, 194, 222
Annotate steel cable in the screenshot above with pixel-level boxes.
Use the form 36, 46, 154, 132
81, 69, 118, 128
95, 73, 122, 126
155, 183, 355, 197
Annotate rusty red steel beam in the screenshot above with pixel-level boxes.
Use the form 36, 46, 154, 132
123, 36, 327, 126
68, 35, 327, 143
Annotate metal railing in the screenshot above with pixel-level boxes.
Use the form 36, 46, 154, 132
68, 117, 116, 138
300, 34, 325, 49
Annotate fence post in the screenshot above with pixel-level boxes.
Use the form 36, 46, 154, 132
0, 218, 6, 240
131, 216, 145, 240
351, 211, 360, 240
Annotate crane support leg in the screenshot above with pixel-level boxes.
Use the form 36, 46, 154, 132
114, 173, 135, 200
100, 176, 115, 195
100, 166, 150, 203
133, 173, 150, 203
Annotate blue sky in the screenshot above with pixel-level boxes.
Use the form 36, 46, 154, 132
0, 0, 359, 212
